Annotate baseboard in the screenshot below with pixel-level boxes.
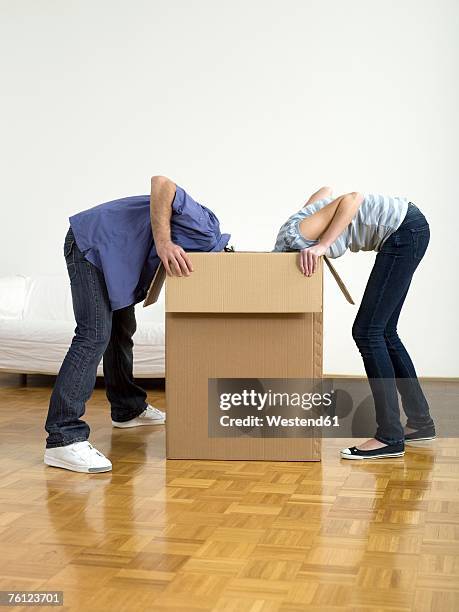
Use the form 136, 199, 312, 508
324, 374, 459, 382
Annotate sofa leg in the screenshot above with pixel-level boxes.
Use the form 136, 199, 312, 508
20, 373, 27, 386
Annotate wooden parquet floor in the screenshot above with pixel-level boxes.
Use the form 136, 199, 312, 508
0, 373, 458, 611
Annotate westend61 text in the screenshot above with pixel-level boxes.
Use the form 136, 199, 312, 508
220, 415, 339, 428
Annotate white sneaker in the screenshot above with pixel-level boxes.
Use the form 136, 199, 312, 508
44, 441, 112, 473
112, 404, 166, 428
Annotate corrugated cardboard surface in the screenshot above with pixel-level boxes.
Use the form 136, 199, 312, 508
166, 253, 323, 461
165, 252, 323, 313
166, 312, 322, 460
143, 253, 354, 309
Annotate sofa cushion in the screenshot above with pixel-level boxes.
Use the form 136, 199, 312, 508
0, 318, 165, 377
23, 276, 74, 322
0, 275, 28, 320
21, 275, 165, 323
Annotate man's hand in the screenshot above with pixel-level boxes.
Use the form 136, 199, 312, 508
156, 240, 194, 277
300, 243, 327, 277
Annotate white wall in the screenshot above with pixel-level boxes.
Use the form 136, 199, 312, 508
1, 0, 457, 376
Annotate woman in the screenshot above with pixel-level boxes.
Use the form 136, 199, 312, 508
273, 186, 435, 460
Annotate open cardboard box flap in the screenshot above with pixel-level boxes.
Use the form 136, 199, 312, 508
322, 256, 355, 305
143, 253, 354, 309
143, 262, 167, 307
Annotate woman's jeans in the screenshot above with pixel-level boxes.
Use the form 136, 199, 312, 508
45, 227, 148, 448
352, 203, 434, 445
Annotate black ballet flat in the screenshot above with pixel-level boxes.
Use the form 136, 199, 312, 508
340, 442, 405, 460
404, 424, 436, 444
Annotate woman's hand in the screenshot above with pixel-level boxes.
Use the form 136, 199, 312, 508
300, 243, 327, 276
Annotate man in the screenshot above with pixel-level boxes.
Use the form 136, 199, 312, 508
44, 176, 230, 473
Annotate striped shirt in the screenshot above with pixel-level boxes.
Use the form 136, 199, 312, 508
273, 193, 409, 259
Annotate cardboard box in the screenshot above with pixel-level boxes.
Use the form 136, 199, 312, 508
144, 253, 352, 461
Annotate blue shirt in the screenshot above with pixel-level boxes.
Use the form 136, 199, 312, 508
69, 185, 230, 311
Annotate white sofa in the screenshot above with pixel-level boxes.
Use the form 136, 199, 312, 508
0, 275, 165, 378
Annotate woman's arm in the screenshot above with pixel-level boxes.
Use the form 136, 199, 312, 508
304, 186, 333, 206
299, 192, 363, 276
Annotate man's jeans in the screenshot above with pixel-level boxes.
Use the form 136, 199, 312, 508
352, 203, 434, 445
45, 227, 148, 448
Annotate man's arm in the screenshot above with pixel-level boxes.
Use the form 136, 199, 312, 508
299, 192, 364, 276
150, 175, 193, 276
